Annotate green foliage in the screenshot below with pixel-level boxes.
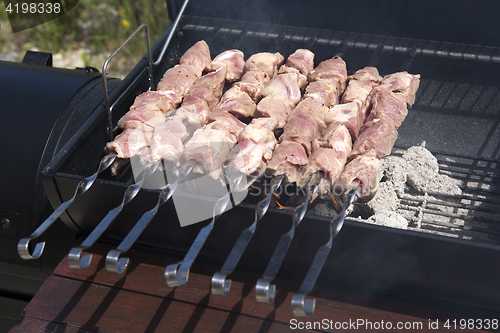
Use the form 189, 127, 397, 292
1, 0, 169, 70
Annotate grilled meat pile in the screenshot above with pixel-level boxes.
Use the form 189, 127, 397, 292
106, 41, 420, 204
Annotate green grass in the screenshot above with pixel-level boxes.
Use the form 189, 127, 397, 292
0, 0, 169, 73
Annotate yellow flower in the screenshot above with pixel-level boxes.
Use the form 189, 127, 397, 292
121, 19, 131, 29
118, 8, 126, 18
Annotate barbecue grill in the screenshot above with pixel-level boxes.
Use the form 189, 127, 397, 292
3, 0, 500, 331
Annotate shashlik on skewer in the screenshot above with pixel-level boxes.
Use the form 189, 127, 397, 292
226, 49, 315, 182
107, 40, 421, 209
298, 67, 383, 195
266, 57, 348, 185
210, 49, 316, 296
252, 56, 353, 304
337, 71, 420, 202
109, 47, 246, 168
105, 41, 212, 160
164, 51, 310, 288
179, 52, 286, 180
349, 71, 421, 161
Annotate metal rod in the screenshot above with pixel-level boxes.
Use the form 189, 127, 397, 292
68, 160, 160, 270
211, 175, 284, 296
153, 0, 190, 66
18, 154, 117, 260
400, 46, 417, 72
103, 23, 153, 141
255, 183, 318, 303
105, 161, 196, 274
109, 67, 151, 133
291, 189, 356, 316
165, 167, 243, 287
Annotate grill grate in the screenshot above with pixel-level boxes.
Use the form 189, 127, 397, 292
387, 147, 500, 244
49, 13, 500, 250
106, 15, 500, 245
179, 15, 500, 66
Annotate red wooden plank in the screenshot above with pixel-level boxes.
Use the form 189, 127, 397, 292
21, 275, 301, 333
11, 314, 96, 333
50, 242, 492, 333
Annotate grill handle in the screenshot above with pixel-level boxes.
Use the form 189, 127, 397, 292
101, 0, 189, 141
153, 0, 191, 66
102, 23, 153, 141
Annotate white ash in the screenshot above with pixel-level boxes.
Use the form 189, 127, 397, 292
356, 182, 400, 217
309, 144, 500, 243
380, 156, 407, 194
367, 211, 409, 229
402, 145, 462, 195
312, 201, 340, 218
351, 142, 461, 230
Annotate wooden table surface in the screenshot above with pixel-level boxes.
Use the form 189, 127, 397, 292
10, 242, 495, 333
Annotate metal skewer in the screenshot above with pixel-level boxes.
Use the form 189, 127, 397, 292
105, 161, 196, 273
211, 175, 284, 296
165, 166, 244, 287
255, 183, 318, 303
291, 188, 356, 316
18, 153, 117, 260
68, 160, 160, 269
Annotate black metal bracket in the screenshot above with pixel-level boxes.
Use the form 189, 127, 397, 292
22, 51, 53, 67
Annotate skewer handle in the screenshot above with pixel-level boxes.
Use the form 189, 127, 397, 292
211, 175, 284, 296
17, 154, 116, 260
255, 278, 276, 303
105, 199, 162, 273
106, 162, 196, 273
291, 189, 356, 316
165, 220, 217, 287
255, 183, 318, 303
165, 168, 241, 287
68, 161, 159, 269
165, 192, 230, 287
291, 294, 316, 317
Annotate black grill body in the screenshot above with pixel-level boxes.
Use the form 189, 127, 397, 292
0, 54, 121, 330
42, 0, 500, 314
3, 0, 500, 329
